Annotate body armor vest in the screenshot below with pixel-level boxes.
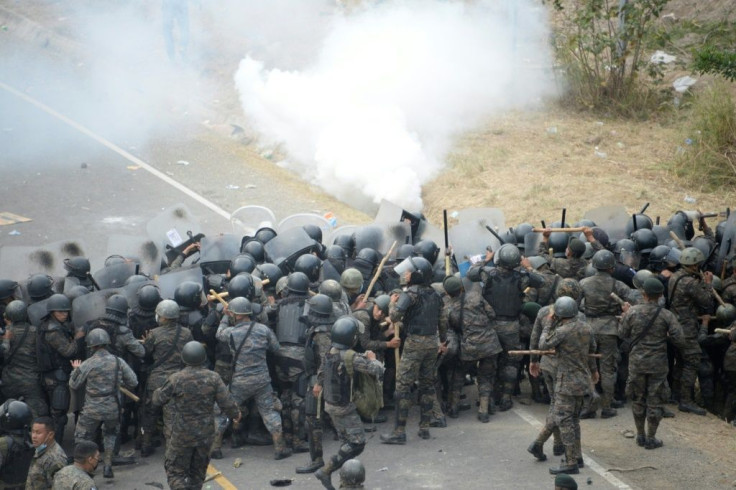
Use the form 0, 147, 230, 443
0, 435, 33, 486
276, 297, 308, 345
404, 286, 442, 336
323, 351, 350, 406
483, 269, 523, 319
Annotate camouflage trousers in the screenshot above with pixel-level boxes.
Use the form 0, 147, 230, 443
495, 321, 521, 397
396, 336, 437, 430
552, 394, 584, 462
594, 334, 619, 410
214, 360, 232, 386
74, 411, 119, 459
627, 371, 669, 432
671, 343, 700, 403
230, 380, 282, 435
321, 404, 365, 477
535, 368, 562, 446
164, 443, 209, 490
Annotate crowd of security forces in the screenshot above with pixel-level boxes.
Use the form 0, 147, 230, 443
0, 203, 735, 487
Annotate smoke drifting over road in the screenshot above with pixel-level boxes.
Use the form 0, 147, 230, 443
235, 0, 557, 213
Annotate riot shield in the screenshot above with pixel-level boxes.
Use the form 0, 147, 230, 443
230, 205, 277, 237
378, 222, 412, 257
353, 226, 384, 253
524, 233, 544, 257
146, 203, 202, 255
198, 235, 241, 275
92, 262, 138, 290
0, 239, 87, 282
716, 212, 736, 276
120, 279, 158, 311
278, 214, 333, 245
583, 206, 629, 243
374, 199, 423, 240
455, 208, 506, 230
156, 265, 204, 301
72, 289, 121, 329
330, 225, 359, 246
27, 298, 50, 326
263, 227, 318, 272
652, 225, 671, 246
107, 235, 162, 276
449, 221, 500, 267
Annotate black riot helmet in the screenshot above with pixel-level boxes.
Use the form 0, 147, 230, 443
395, 243, 415, 261
408, 256, 433, 286
287, 272, 310, 295
667, 211, 694, 240
228, 273, 255, 300
254, 227, 278, 244
105, 294, 129, 315
325, 245, 347, 272
692, 236, 715, 262
181, 341, 207, 366
124, 275, 148, 287
647, 245, 671, 272
355, 248, 379, 269
254, 264, 283, 291
174, 281, 205, 309
331, 316, 359, 349
592, 250, 615, 270
294, 254, 323, 283
0, 399, 32, 434
625, 214, 654, 237
494, 243, 521, 268
499, 229, 517, 246
63, 257, 91, 278
27, 274, 54, 301
514, 223, 534, 248
548, 233, 569, 258
308, 294, 334, 318
47, 294, 71, 312
229, 254, 257, 276
0, 280, 19, 301
240, 239, 266, 263
614, 238, 637, 258
302, 224, 323, 244
590, 227, 610, 248
333, 234, 356, 259
3, 300, 27, 323
413, 240, 440, 265
137, 285, 162, 311
631, 228, 658, 254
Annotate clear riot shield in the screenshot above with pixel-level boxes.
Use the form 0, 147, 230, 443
120, 279, 157, 310
455, 208, 506, 229
449, 221, 500, 275
716, 212, 736, 275
27, 298, 50, 326
524, 233, 544, 257
72, 289, 121, 329
263, 227, 318, 272
652, 225, 671, 246
107, 235, 162, 277
353, 226, 384, 253
230, 205, 277, 238
378, 222, 412, 258
92, 262, 138, 290
198, 235, 241, 275
156, 265, 204, 301
146, 203, 202, 258
0, 239, 87, 282
278, 214, 333, 245
330, 225, 359, 246
374, 199, 423, 240
583, 206, 629, 243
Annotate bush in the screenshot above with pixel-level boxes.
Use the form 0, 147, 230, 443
693, 46, 736, 82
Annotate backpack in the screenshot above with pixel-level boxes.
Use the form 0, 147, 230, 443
344, 350, 383, 420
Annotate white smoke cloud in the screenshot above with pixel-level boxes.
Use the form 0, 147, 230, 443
235, 0, 557, 213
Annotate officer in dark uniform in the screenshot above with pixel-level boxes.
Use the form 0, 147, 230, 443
0, 399, 34, 489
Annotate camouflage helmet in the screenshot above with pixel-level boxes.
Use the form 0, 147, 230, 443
308, 294, 333, 317
553, 296, 578, 319
679, 247, 705, 266
442, 276, 463, 297
181, 341, 207, 366
340, 268, 364, 291
87, 328, 110, 348
712, 275, 723, 293
494, 243, 521, 269
373, 294, 391, 315
716, 304, 736, 325
228, 297, 253, 316
318, 279, 343, 302
555, 278, 582, 302
47, 294, 71, 312
339, 459, 366, 488
3, 300, 27, 323
632, 269, 654, 290
591, 250, 615, 270
155, 299, 180, 320
331, 316, 359, 349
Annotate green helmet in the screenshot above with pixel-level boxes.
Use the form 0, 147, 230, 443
181, 341, 207, 366
442, 276, 463, 297
86, 328, 110, 348
591, 250, 615, 270
494, 243, 521, 269
331, 316, 359, 349
521, 302, 542, 321
527, 256, 548, 270
711, 275, 723, 293
716, 304, 736, 325
318, 279, 343, 302
155, 299, 180, 320
3, 300, 27, 323
679, 247, 705, 266
339, 459, 366, 488
642, 278, 664, 296
632, 269, 653, 290
553, 296, 578, 319
373, 294, 390, 315
340, 268, 364, 291
228, 297, 252, 316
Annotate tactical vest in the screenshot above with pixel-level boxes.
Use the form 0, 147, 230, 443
0, 435, 34, 486
276, 297, 307, 345
581, 275, 619, 317
37, 321, 73, 374
482, 269, 523, 319
181, 309, 205, 342
404, 286, 442, 336
90, 318, 122, 357
304, 323, 330, 377
323, 351, 350, 406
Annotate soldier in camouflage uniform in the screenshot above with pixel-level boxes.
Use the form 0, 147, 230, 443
1, 300, 49, 418
538, 297, 598, 475
70, 329, 137, 479
525, 257, 562, 307
314, 317, 385, 490
140, 300, 193, 456
215, 297, 291, 459
579, 250, 631, 418
84, 295, 144, 360
619, 278, 690, 449
51, 440, 99, 490
153, 341, 241, 490
443, 276, 501, 422
538, 231, 590, 281
26, 416, 67, 490
381, 257, 446, 444
720, 257, 736, 306
666, 247, 714, 415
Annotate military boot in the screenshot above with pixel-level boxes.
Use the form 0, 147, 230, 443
549, 447, 579, 475
296, 425, 324, 474
644, 416, 663, 449
211, 429, 225, 459
527, 441, 547, 461
552, 442, 565, 456
478, 396, 491, 423
103, 449, 114, 479
315, 458, 337, 490
447, 391, 460, 419
678, 397, 706, 416
530, 376, 546, 403
380, 394, 409, 445
633, 412, 646, 447
273, 432, 293, 460
140, 431, 155, 457
498, 394, 513, 412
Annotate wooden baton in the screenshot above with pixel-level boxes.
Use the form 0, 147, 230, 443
532, 227, 586, 233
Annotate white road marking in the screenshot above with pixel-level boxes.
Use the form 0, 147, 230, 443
514, 406, 634, 489
0, 79, 232, 221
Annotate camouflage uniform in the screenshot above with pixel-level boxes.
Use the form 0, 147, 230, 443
50, 464, 97, 490
538, 242, 587, 280
539, 316, 597, 467
354, 302, 390, 362
0, 433, 34, 490
619, 301, 688, 441
722, 327, 736, 421
70, 349, 137, 467
25, 440, 67, 490
530, 305, 562, 449
666, 269, 713, 406
721, 275, 736, 306
153, 364, 240, 490
141, 320, 192, 449
526, 269, 561, 307
1, 321, 49, 418
84, 315, 144, 360
579, 271, 631, 411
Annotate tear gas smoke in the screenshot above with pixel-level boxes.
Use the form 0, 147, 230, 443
235, 0, 557, 214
